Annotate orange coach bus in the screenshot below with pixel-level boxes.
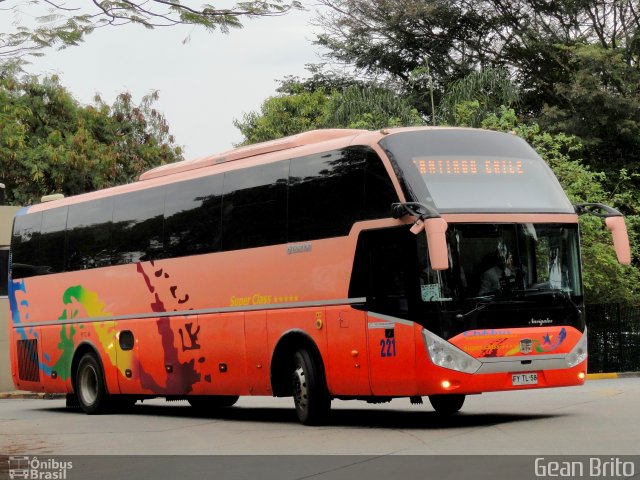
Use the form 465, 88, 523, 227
8, 127, 631, 424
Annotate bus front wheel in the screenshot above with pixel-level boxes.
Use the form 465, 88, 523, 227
292, 349, 330, 425
76, 353, 109, 414
428, 394, 466, 415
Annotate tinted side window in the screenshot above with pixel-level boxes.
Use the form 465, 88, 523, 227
221, 162, 289, 251
113, 188, 165, 264
288, 148, 366, 242
66, 198, 114, 270
364, 150, 399, 219
11, 212, 42, 278
39, 207, 68, 275
164, 175, 223, 257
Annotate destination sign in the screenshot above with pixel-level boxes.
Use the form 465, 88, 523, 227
413, 159, 524, 176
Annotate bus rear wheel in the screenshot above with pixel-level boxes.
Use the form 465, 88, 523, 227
187, 395, 239, 409
428, 394, 466, 415
76, 352, 109, 414
292, 350, 330, 425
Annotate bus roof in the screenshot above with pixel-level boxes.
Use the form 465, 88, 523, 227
139, 129, 370, 181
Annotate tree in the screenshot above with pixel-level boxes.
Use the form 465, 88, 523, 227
0, 71, 182, 205
233, 82, 423, 145
325, 85, 423, 129
314, 0, 640, 109
233, 88, 331, 145
438, 67, 519, 126
539, 43, 640, 175
0, 0, 301, 62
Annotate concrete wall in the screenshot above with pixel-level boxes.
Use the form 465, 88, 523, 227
1, 206, 20, 392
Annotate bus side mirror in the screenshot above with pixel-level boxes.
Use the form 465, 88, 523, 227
411, 217, 449, 270
605, 216, 631, 265
574, 203, 632, 265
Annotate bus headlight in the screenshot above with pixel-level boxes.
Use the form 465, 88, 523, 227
565, 328, 588, 368
422, 329, 481, 374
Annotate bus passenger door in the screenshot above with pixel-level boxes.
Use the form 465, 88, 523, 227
367, 314, 417, 396
325, 307, 371, 395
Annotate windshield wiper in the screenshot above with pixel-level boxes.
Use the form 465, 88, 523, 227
455, 296, 526, 320
510, 288, 583, 316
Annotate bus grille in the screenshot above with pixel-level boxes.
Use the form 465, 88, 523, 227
17, 339, 40, 382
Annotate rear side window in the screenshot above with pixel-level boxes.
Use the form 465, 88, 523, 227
66, 198, 114, 270
164, 175, 223, 257
11, 212, 42, 278
112, 187, 165, 264
39, 207, 68, 275
221, 161, 289, 251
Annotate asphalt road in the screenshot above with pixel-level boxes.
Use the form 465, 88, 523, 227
0, 378, 639, 456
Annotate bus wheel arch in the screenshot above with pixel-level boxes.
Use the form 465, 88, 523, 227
71, 343, 110, 414
270, 330, 326, 397
270, 330, 331, 425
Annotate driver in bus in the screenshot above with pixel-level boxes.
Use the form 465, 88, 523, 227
478, 242, 517, 295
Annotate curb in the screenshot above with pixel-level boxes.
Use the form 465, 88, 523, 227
587, 373, 619, 380
0, 391, 65, 400
587, 372, 640, 380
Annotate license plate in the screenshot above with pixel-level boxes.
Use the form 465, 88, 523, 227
512, 372, 538, 386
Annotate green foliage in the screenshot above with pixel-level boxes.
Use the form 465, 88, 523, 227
0, 0, 302, 63
233, 89, 331, 145
234, 82, 424, 144
438, 68, 520, 126
0, 72, 182, 205
326, 85, 423, 129
539, 43, 640, 180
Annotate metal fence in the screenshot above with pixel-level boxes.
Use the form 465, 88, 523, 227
586, 304, 640, 373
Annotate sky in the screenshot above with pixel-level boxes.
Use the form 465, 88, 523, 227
1, 3, 326, 159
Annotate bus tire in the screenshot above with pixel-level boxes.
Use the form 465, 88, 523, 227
76, 352, 110, 414
187, 395, 239, 409
428, 394, 465, 415
292, 349, 330, 425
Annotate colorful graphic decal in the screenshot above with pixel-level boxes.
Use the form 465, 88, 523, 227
11, 260, 205, 393
450, 326, 577, 358
136, 260, 202, 394
9, 278, 28, 340
504, 328, 568, 356
10, 279, 134, 381
8, 278, 52, 376
55, 285, 131, 379
48, 324, 76, 381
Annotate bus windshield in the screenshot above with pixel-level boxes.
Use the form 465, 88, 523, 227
418, 223, 584, 338
380, 129, 575, 213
